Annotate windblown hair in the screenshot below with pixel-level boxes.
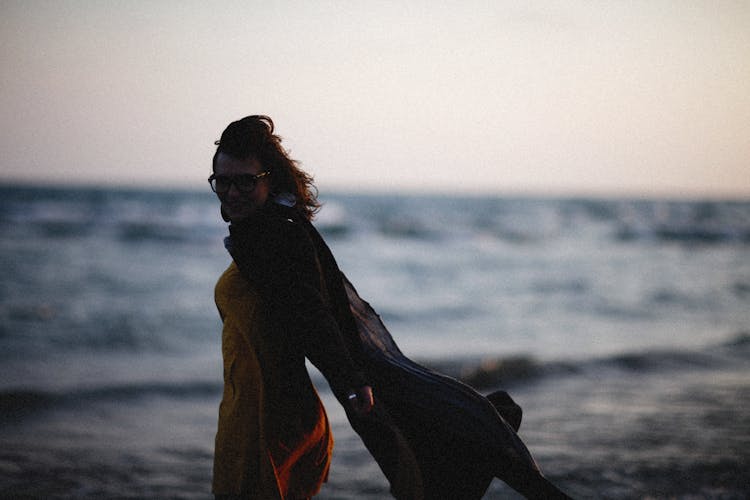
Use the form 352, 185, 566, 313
213, 115, 320, 220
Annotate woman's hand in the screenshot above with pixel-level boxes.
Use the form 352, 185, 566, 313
347, 385, 374, 416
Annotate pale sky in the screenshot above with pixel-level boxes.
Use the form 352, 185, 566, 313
1, 0, 749, 197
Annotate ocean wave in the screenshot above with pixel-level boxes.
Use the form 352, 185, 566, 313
722, 330, 750, 348
0, 184, 223, 245
37, 220, 97, 239
3, 333, 747, 422
116, 221, 197, 244
427, 356, 577, 389
5, 185, 749, 249
612, 200, 750, 245
731, 281, 750, 299
0, 381, 221, 421
427, 332, 750, 390
616, 225, 750, 245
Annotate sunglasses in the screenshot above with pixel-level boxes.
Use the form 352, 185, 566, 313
208, 172, 270, 194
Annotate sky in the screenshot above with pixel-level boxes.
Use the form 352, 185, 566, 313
1, 0, 749, 198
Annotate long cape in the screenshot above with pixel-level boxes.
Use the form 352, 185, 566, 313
298, 214, 563, 499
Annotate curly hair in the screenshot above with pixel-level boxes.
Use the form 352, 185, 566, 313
213, 115, 320, 220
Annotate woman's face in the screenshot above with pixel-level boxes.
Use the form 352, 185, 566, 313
213, 153, 271, 222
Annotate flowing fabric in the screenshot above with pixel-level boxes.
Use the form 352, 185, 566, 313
341, 275, 543, 499
295, 211, 563, 499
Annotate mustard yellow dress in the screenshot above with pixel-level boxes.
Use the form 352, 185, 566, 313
212, 262, 333, 499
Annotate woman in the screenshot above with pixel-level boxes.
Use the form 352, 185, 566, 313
210, 115, 571, 499
211, 116, 373, 499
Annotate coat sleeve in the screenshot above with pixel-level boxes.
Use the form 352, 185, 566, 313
228, 212, 367, 395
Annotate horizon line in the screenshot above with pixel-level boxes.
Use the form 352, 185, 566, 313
1, 176, 749, 203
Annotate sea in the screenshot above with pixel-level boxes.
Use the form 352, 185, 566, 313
1, 183, 748, 499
